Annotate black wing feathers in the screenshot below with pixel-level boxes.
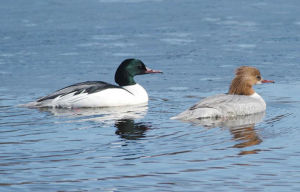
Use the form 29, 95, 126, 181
37, 81, 121, 102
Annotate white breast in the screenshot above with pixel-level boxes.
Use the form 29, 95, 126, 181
171, 93, 266, 120
122, 84, 149, 104
249, 92, 266, 105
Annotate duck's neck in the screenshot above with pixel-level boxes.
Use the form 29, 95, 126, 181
228, 76, 255, 96
115, 71, 136, 86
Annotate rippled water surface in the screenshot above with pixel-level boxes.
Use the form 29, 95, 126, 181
1, 0, 300, 191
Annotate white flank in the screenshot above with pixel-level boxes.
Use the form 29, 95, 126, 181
25, 84, 149, 108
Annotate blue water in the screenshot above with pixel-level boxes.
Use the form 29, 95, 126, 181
1, 0, 300, 191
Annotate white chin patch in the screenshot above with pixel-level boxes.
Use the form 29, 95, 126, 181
256, 81, 262, 85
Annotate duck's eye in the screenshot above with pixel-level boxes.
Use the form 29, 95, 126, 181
256, 75, 261, 80
139, 65, 146, 70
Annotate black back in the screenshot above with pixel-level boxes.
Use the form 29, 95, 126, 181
37, 81, 123, 102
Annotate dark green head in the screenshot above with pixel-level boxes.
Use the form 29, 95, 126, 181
114, 58, 162, 86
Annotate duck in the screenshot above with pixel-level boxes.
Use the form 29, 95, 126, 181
171, 66, 274, 120
25, 58, 162, 108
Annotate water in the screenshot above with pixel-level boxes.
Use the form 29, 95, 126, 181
1, 0, 300, 191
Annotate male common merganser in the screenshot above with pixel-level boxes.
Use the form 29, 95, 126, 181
171, 66, 274, 120
25, 58, 162, 108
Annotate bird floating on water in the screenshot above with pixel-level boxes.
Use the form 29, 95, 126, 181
24, 58, 162, 108
171, 66, 274, 120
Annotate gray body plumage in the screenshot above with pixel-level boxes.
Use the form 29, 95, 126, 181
171, 93, 266, 120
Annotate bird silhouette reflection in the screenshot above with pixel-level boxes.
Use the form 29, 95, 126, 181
176, 112, 265, 155
115, 119, 150, 140
36, 105, 150, 140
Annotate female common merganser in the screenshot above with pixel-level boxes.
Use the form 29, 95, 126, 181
171, 66, 274, 120
25, 58, 162, 108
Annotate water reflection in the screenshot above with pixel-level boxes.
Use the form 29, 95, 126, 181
36, 105, 150, 139
115, 119, 150, 140
37, 105, 148, 123
178, 112, 265, 155
229, 123, 263, 155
